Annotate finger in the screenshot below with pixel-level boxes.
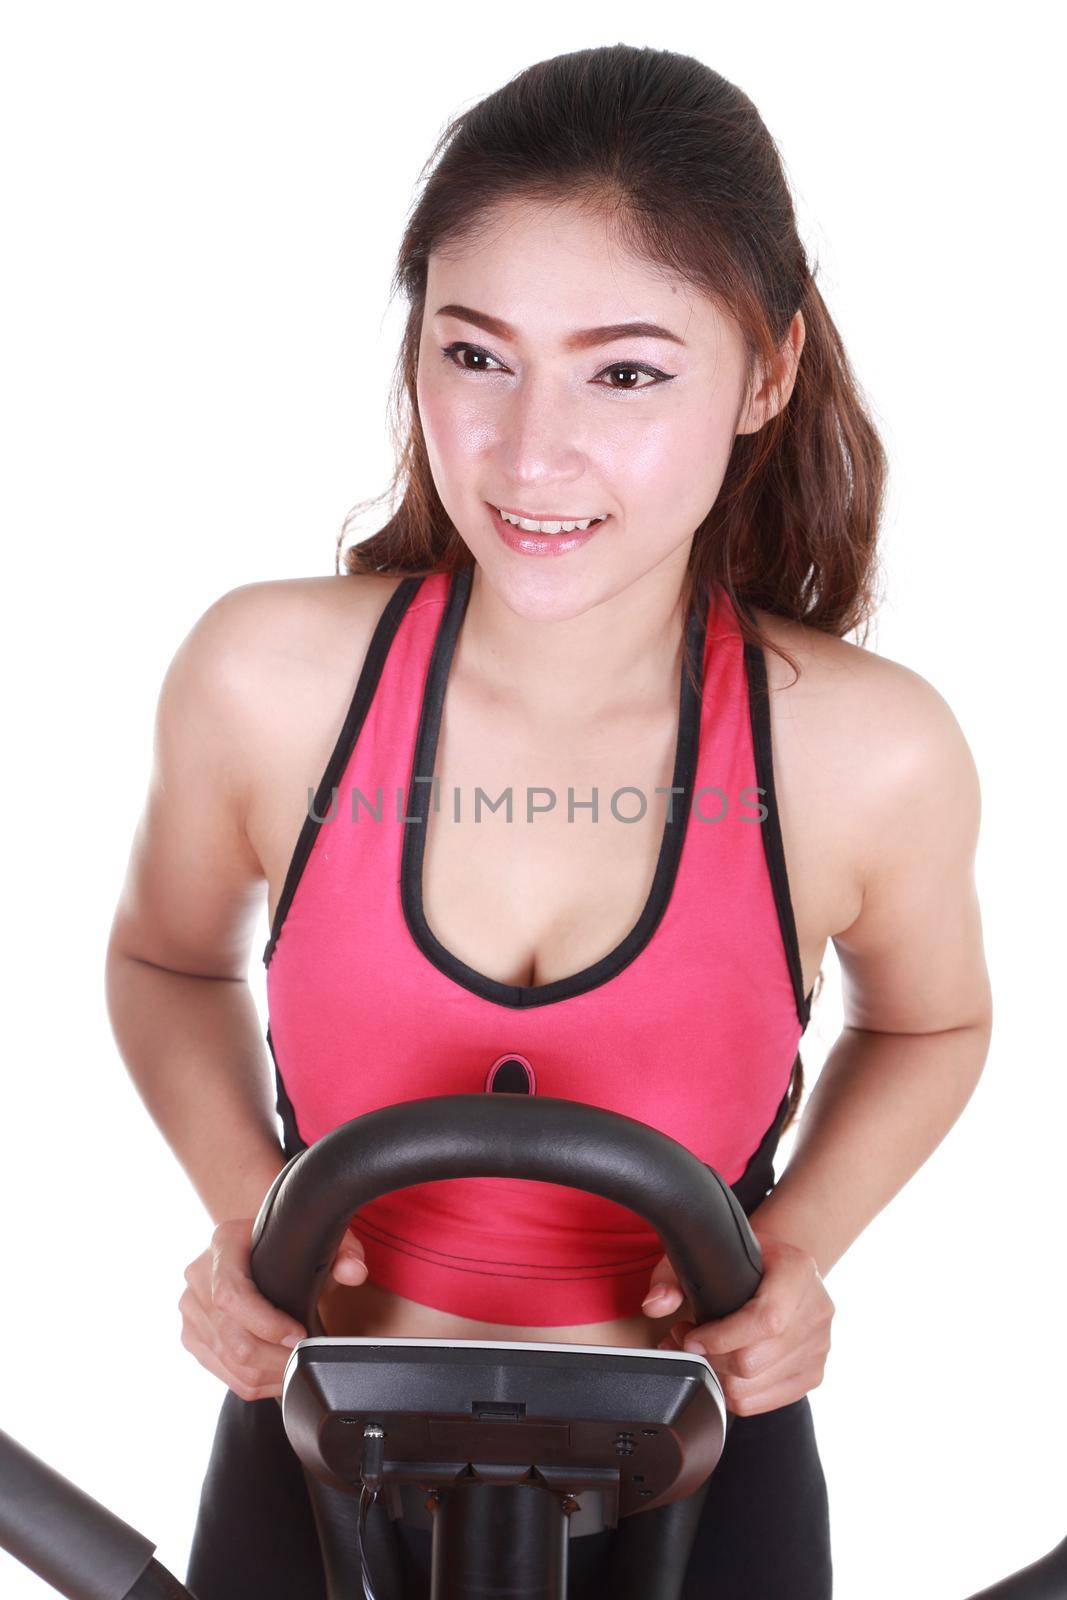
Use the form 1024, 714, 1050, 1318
686, 1330, 791, 1378
688, 1266, 807, 1357
659, 1319, 695, 1351
686, 1290, 830, 1373
714, 1323, 829, 1411
722, 1364, 820, 1418
640, 1254, 683, 1316
331, 1235, 369, 1286
666, 1321, 784, 1380
641, 1281, 685, 1317
189, 1330, 279, 1402
179, 1294, 281, 1400
215, 1303, 304, 1371
724, 1325, 829, 1388
184, 1287, 294, 1379
211, 1256, 307, 1348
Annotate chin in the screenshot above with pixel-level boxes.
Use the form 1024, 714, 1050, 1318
473, 556, 618, 625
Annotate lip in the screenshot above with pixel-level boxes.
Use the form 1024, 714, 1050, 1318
492, 502, 609, 525
487, 500, 609, 558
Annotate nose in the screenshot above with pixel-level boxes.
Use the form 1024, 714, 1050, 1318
497, 372, 588, 487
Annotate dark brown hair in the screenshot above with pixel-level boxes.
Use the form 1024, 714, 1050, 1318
337, 44, 889, 1129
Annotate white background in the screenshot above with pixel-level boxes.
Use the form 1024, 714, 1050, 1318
1, 5, 1063, 1597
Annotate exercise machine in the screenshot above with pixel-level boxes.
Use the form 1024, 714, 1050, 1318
0, 1092, 758, 1598
1, 1093, 1061, 1597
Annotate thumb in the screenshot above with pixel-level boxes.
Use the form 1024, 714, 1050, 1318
331, 1236, 369, 1285
641, 1254, 684, 1315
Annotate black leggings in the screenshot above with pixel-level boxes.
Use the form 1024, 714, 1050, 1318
185, 1385, 832, 1598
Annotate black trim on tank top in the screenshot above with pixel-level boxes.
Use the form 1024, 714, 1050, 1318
262, 574, 427, 968
739, 618, 813, 1031
728, 1051, 801, 1215
267, 1024, 309, 1162
399, 561, 708, 1010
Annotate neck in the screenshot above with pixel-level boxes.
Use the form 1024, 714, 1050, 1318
458, 556, 693, 724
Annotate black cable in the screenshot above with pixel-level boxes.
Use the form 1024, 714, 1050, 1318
357, 1424, 386, 1600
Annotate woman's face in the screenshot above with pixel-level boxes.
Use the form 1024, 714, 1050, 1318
416, 197, 784, 623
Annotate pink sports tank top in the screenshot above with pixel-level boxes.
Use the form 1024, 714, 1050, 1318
263, 562, 812, 1325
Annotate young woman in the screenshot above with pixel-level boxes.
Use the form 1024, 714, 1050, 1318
105, 44, 992, 1600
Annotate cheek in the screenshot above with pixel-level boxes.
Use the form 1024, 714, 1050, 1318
607, 420, 719, 526
417, 376, 494, 481
618, 424, 685, 488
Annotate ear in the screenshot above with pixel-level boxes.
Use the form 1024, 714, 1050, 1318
735, 309, 806, 437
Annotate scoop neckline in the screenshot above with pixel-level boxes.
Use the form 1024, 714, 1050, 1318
399, 562, 707, 1010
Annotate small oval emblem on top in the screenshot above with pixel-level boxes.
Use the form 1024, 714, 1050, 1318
485, 1053, 536, 1094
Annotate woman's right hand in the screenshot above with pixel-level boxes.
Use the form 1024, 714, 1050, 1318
179, 1217, 368, 1401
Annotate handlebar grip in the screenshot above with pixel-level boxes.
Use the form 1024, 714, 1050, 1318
250, 1093, 764, 1335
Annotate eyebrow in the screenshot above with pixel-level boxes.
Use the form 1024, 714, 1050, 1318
434, 303, 687, 350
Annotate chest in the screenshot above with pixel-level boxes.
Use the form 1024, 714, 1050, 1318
413, 683, 682, 991
260, 634, 832, 1176
257, 654, 851, 1012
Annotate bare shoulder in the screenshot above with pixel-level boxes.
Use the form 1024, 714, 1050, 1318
748, 605, 981, 932
175, 571, 410, 826
194, 571, 407, 680
190, 570, 407, 726
752, 605, 976, 780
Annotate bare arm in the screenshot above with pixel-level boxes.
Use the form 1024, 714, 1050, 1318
105, 587, 285, 1226
751, 667, 994, 1275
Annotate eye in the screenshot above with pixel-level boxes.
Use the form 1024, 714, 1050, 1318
439, 342, 674, 394
440, 342, 508, 376
592, 361, 670, 392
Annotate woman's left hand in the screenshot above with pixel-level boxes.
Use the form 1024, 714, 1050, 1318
639, 1228, 834, 1417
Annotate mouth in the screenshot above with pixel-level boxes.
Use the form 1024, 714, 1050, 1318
491, 503, 610, 533
486, 500, 611, 558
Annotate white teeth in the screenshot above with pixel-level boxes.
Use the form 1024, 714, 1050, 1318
496, 507, 606, 534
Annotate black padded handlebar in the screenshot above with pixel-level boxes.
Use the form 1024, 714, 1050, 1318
3, 1093, 1063, 1599
0, 1425, 156, 1599
964, 1537, 1067, 1598
249, 1093, 764, 1332
0, 1093, 764, 1600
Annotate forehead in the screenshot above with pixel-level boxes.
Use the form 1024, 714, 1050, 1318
425, 196, 727, 350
